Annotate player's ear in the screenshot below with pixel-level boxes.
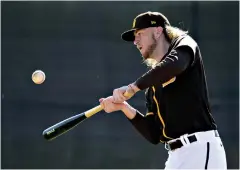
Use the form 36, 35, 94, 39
155, 27, 163, 38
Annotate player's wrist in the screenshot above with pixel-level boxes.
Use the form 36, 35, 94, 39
121, 102, 136, 119
121, 102, 129, 111
128, 83, 140, 93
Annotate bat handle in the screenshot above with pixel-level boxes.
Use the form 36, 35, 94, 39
85, 90, 133, 118
85, 105, 103, 118
123, 91, 133, 98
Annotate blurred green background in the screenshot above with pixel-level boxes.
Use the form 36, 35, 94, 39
1, 1, 239, 169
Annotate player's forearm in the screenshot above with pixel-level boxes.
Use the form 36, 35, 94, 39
121, 102, 137, 119
121, 103, 160, 144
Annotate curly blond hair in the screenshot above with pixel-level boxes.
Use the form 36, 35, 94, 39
144, 25, 188, 67
164, 25, 188, 42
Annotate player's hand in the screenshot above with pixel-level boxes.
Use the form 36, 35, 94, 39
99, 96, 126, 113
112, 83, 140, 103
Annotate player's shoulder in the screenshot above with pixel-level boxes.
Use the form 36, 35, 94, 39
171, 34, 198, 55
173, 34, 198, 47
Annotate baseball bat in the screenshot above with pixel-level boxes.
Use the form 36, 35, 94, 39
42, 91, 132, 141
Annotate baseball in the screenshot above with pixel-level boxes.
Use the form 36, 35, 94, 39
32, 70, 46, 84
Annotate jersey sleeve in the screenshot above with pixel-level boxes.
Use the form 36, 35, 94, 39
135, 46, 192, 90
127, 88, 161, 145
134, 35, 198, 90
175, 35, 198, 67
128, 110, 161, 145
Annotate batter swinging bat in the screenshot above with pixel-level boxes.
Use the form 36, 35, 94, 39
42, 91, 131, 141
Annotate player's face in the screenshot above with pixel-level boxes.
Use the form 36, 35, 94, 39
134, 28, 157, 60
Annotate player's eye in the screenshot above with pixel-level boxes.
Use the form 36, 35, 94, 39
136, 32, 142, 37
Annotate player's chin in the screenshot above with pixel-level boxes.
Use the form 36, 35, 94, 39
141, 54, 150, 60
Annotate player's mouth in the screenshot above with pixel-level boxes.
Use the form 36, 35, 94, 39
138, 46, 143, 51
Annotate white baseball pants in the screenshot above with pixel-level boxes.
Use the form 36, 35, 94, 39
164, 130, 227, 169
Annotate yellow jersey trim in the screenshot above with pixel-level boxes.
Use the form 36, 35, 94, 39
152, 86, 173, 140
162, 77, 176, 88
146, 112, 154, 116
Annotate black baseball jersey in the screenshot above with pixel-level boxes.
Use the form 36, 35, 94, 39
129, 34, 217, 144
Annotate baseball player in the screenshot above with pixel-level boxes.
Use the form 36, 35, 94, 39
99, 11, 227, 169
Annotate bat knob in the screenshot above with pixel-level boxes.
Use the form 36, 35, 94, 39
42, 128, 56, 141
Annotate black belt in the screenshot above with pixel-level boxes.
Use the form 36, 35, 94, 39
165, 130, 219, 151
165, 135, 197, 151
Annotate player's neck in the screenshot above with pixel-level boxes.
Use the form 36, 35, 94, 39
152, 37, 170, 62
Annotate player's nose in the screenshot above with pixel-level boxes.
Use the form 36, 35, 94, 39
134, 37, 140, 46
